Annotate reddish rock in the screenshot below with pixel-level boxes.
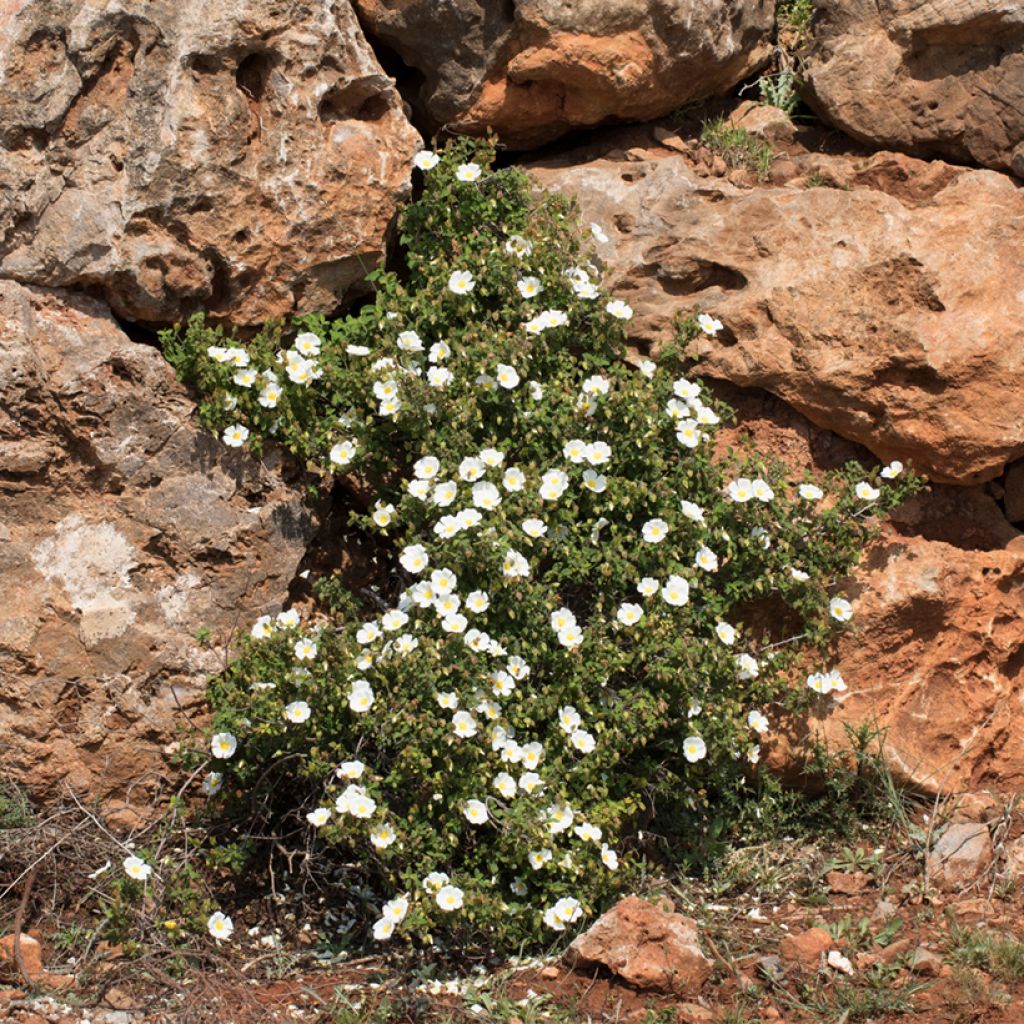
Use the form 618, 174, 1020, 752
780, 927, 833, 967
0, 281, 314, 813
531, 139, 1024, 484
353, 0, 774, 148
826, 871, 870, 895
927, 823, 994, 890
564, 896, 711, 995
0, 934, 43, 980
0, 0, 419, 325
803, 0, 1024, 176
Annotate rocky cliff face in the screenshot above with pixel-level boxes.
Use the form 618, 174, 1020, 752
1, 0, 1022, 813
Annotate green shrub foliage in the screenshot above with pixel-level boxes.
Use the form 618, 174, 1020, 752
164, 138, 917, 950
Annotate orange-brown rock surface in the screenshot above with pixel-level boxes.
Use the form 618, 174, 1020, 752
0, 281, 314, 814
803, 0, 1024, 177
0, 0, 419, 325
353, 0, 775, 148
530, 134, 1024, 484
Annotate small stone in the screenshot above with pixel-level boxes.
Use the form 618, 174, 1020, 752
0, 933, 44, 979
879, 937, 914, 964
927, 823, 994, 890
826, 870, 870, 895
909, 947, 944, 977
539, 966, 559, 980
780, 927, 833, 967
104, 986, 135, 1010
870, 899, 898, 924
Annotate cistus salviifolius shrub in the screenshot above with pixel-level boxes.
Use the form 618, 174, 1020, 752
163, 137, 918, 951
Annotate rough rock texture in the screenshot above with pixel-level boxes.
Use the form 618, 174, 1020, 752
0, 0, 419, 326
564, 895, 712, 994
927, 823, 994, 890
353, 0, 776, 148
0, 281, 314, 814
780, 927, 833, 966
803, 0, 1024, 176
530, 137, 1024, 483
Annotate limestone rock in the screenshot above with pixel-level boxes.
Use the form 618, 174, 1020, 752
564, 896, 711, 994
803, 0, 1024, 175
927, 823, 994, 890
530, 140, 1024, 483
0, 0, 419, 325
0, 281, 314, 813
353, 0, 775, 148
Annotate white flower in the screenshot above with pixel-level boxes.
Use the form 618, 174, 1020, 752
582, 469, 607, 493
575, 822, 602, 843
123, 856, 152, 881
856, 481, 880, 501
496, 363, 520, 389
502, 549, 530, 578
750, 526, 771, 549
585, 441, 611, 465
222, 424, 249, 448
517, 276, 543, 299
562, 438, 587, 464
558, 705, 581, 733
673, 377, 701, 401
208, 346, 229, 362
472, 481, 502, 510
662, 575, 690, 606
505, 234, 532, 256
452, 710, 478, 738
257, 383, 281, 408
430, 568, 457, 594
372, 917, 395, 941
553, 896, 583, 925
294, 638, 317, 661
528, 848, 552, 870
428, 339, 451, 362
540, 308, 569, 329
348, 682, 375, 713
697, 313, 723, 335
465, 590, 490, 614
383, 896, 409, 923
346, 344, 370, 356
830, 597, 853, 622
437, 691, 459, 711
747, 743, 761, 764
397, 329, 424, 352
423, 871, 449, 893
413, 149, 440, 171
601, 845, 619, 870
747, 709, 770, 734
617, 602, 643, 626
696, 405, 720, 427
337, 760, 365, 780
528, 381, 544, 400
637, 577, 659, 597
381, 608, 409, 632
547, 803, 575, 834
638, 359, 656, 378
507, 655, 530, 680
574, 280, 599, 299
436, 885, 464, 911
557, 623, 583, 648
463, 800, 488, 825
715, 621, 737, 646
522, 517, 548, 538
683, 735, 707, 762
826, 669, 847, 692
752, 478, 775, 502
606, 299, 633, 320
434, 515, 460, 539
676, 420, 703, 449
284, 701, 311, 724
679, 500, 705, 524
294, 332, 322, 357
370, 823, 397, 849
642, 518, 669, 544
790, 567, 810, 581
881, 460, 903, 479
493, 772, 517, 799
356, 621, 381, 645
694, 545, 719, 572
277, 608, 300, 628
251, 614, 274, 639
571, 729, 596, 754
211, 732, 237, 759
448, 270, 475, 295
519, 772, 544, 794
201, 772, 223, 796
399, 544, 429, 574
520, 742, 544, 769
330, 439, 357, 467
341, 785, 376, 818
455, 162, 481, 182
207, 911, 234, 941
727, 478, 754, 503
223, 394, 237, 411
798, 483, 824, 501
306, 807, 330, 827
736, 654, 759, 680
441, 613, 468, 634
503, 467, 526, 491
372, 502, 396, 529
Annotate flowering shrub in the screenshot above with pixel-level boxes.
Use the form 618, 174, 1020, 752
164, 139, 917, 950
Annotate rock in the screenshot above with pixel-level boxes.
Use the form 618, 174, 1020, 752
0, 934, 44, 980
1004, 461, 1024, 523
803, 0, 1024, 175
878, 937, 914, 964
780, 927, 833, 967
1004, 836, 1024, 882
0, 281, 314, 813
531, 140, 1024, 483
909, 946, 944, 977
870, 899, 898, 925
564, 895, 711, 995
950, 792, 1002, 825
928, 823, 994, 890
0, 0, 419, 325
826, 871, 869, 895
729, 100, 797, 146
352, 0, 775, 148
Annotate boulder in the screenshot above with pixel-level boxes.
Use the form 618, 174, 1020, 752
0, 281, 314, 814
564, 896, 711, 994
0, 0, 419, 325
927, 823, 994, 890
352, 0, 775, 148
530, 139, 1024, 483
803, 0, 1024, 176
